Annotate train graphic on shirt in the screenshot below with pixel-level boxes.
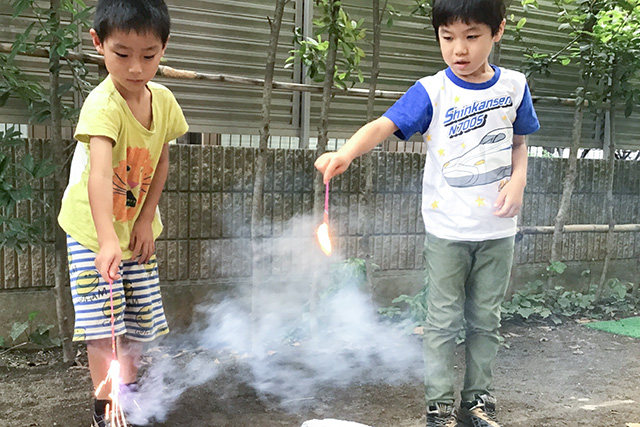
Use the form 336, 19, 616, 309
442, 127, 512, 188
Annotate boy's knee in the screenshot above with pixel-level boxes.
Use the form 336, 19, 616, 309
426, 310, 464, 334
118, 336, 143, 352
465, 314, 501, 335
86, 338, 112, 351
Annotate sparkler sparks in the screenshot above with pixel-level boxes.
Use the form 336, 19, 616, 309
95, 359, 127, 426
94, 278, 129, 426
317, 182, 332, 256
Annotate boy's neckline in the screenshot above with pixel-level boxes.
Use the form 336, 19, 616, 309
105, 75, 155, 133
445, 65, 500, 90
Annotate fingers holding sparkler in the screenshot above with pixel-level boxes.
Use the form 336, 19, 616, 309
314, 151, 352, 184
95, 239, 122, 282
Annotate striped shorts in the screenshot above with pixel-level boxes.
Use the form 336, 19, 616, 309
67, 236, 169, 342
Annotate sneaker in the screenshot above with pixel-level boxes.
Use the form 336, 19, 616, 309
91, 412, 108, 427
92, 411, 142, 427
426, 402, 458, 427
459, 394, 501, 427
119, 383, 150, 426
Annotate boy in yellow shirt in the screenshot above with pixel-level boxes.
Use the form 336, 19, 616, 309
58, 0, 188, 425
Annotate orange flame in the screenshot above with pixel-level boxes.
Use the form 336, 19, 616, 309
316, 222, 332, 256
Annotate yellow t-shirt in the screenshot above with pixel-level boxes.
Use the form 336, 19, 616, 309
58, 75, 188, 258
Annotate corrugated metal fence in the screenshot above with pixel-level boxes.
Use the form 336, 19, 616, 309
1, 142, 639, 289
2, 0, 640, 149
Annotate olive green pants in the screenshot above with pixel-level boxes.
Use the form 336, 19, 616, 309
422, 232, 515, 405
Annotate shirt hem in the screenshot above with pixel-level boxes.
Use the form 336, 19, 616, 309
424, 226, 516, 242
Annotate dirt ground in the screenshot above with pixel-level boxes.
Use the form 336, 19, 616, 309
1, 320, 639, 427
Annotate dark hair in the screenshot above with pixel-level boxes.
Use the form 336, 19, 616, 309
432, 0, 505, 37
93, 0, 171, 45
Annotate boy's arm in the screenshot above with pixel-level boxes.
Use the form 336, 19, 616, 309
88, 135, 122, 281
494, 134, 528, 218
129, 143, 169, 264
315, 116, 398, 183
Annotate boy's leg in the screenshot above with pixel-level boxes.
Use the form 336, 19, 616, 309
87, 338, 115, 400
461, 235, 515, 402
423, 232, 473, 405
118, 336, 144, 384
116, 256, 169, 426
67, 235, 130, 425
120, 255, 169, 342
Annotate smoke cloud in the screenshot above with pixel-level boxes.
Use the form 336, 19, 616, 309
129, 215, 422, 423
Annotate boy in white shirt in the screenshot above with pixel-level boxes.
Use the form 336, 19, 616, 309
315, 0, 539, 425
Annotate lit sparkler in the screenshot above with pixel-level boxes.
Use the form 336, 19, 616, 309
317, 181, 332, 256
94, 278, 128, 426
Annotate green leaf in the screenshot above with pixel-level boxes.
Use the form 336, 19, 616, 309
624, 100, 633, 118
517, 17, 527, 29
10, 321, 29, 341
21, 154, 35, 175
547, 261, 567, 274
33, 159, 57, 179
11, 185, 33, 201
0, 90, 10, 107
28, 311, 39, 322
12, 0, 33, 18
517, 307, 535, 318
0, 156, 9, 176
36, 324, 53, 335
539, 308, 552, 318
29, 329, 51, 347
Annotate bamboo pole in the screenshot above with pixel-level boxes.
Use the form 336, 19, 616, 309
518, 224, 640, 234
0, 42, 583, 104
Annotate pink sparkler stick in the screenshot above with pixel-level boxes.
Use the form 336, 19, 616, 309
324, 181, 329, 224
109, 278, 116, 360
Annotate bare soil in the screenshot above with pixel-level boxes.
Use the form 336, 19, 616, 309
1, 321, 639, 427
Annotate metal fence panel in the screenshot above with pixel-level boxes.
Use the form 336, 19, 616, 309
1, 143, 639, 289
3, 0, 640, 149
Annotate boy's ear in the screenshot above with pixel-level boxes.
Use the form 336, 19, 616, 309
493, 19, 506, 43
160, 34, 170, 56
89, 28, 104, 55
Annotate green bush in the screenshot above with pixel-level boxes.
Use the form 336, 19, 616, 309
381, 261, 638, 328
1, 311, 60, 348
502, 277, 637, 324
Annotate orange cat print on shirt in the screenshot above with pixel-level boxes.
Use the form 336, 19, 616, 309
112, 147, 154, 222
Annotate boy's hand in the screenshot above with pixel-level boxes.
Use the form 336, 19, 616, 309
314, 152, 353, 183
493, 179, 525, 218
95, 239, 122, 282
129, 217, 155, 264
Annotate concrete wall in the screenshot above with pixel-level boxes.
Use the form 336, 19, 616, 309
1, 144, 639, 340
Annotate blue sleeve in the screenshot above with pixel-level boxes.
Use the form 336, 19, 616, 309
513, 84, 540, 135
382, 82, 433, 141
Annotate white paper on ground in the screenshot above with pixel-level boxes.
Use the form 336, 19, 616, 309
301, 420, 372, 427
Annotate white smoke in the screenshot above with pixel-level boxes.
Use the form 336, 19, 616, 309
130, 215, 422, 422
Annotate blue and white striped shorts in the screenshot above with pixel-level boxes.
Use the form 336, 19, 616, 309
67, 236, 169, 342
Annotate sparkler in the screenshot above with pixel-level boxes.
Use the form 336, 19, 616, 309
94, 278, 128, 427
317, 181, 332, 256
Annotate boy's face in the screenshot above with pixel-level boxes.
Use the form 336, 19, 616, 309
90, 28, 166, 98
437, 19, 505, 83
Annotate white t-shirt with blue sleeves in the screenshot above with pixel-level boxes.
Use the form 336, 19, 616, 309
383, 66, 540, 241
